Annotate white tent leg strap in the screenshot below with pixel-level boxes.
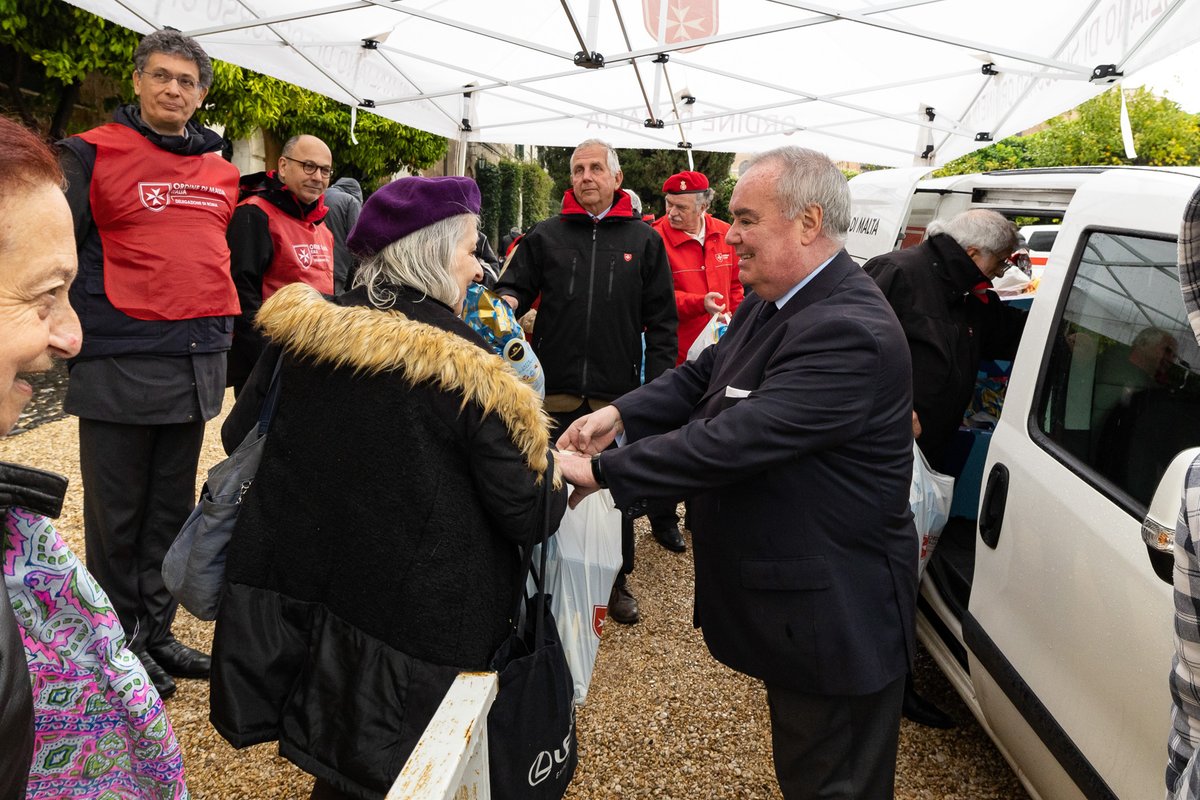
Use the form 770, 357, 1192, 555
1119, 84, 1137, 160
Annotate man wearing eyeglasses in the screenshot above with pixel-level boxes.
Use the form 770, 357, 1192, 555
225, 134, 335, 393
57, 29, 240, 699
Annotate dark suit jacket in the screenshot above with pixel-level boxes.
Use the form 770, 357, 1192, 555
605, 251, 918, 695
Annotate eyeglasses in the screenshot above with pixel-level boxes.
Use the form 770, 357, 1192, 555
281, 156, 334, 179
138, 69, 200, 93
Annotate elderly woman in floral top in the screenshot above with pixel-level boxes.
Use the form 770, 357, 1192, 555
0, 115, 187, 799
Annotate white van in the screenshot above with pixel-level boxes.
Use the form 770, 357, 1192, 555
848, 166, 1200, 800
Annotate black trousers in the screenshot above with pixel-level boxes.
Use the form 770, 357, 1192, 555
764, 674, 905, 800
79, 417, 206, 651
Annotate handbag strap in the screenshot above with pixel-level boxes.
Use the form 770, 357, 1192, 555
255, 353, 285, 437
509, 449, 556, 638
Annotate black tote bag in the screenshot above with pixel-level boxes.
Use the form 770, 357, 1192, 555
487, 451, 578, 800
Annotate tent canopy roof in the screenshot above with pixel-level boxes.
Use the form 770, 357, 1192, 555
63, 0, 1200, 166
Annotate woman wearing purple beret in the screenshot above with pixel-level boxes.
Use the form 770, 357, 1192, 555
209, 176, 567, 799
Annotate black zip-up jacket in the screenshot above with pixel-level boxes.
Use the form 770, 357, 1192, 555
864, 233, 1027, 470
496, 189, 677, 400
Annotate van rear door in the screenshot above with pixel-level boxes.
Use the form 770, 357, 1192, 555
845, 166, 934, 264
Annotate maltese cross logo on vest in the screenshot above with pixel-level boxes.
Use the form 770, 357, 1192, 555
293, 244, 315, 269
138, 183, 172, 212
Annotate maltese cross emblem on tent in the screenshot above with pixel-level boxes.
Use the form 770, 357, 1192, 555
643, 0, 717, 52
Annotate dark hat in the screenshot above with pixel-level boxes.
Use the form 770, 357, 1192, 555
662, 170, 710, 194
347, 176, 481, 257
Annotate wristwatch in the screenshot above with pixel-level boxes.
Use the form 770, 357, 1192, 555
590, 454, 609, 489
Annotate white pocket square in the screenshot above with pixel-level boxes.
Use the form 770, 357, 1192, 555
724, 386, 751, 398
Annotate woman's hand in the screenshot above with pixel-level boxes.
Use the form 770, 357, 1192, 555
556, 450, 600, 509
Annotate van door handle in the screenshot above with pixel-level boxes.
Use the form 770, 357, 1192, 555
979, 464, 1010, 549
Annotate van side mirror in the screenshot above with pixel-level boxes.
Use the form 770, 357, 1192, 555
1141, 447, 1200, 584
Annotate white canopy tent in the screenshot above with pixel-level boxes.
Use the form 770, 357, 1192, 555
59, 0, 1200, 169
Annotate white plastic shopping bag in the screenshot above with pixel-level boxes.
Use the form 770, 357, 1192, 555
686, 312, 731, 361
911, 443, 955, 576
543, 489, 622, 705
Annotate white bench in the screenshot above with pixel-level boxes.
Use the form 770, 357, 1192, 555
387, 672, 499, 800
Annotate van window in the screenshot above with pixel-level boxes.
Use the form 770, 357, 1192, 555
1026, 231, 1058, 252
1037, 230, 1200, 508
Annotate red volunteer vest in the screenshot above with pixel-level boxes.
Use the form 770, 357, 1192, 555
241, 195, 334, 299
79, 124, 240, 321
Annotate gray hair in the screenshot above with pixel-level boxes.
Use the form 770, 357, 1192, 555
352, 214, 477, 309
745, 147, 850, 240
280, 136, 301, 157
927, 209, 1017, 258
135, 29, 214, 90
571, 138, 621, 174
624, 188, 643, 215
670, 188, 715, 211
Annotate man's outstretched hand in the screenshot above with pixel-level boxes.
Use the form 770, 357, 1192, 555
555, 404, 623, 455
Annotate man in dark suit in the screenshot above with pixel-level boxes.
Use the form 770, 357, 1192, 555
556, 146, 918, 799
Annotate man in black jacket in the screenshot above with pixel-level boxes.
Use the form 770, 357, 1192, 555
863, 208, 1026, 729
864, 209, 1026, 473
496, 138, 677, 624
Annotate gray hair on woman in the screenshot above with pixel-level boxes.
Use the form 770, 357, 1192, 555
352, 213, 478, 309
745, 146, 851, 240
927, 209, 1017, 258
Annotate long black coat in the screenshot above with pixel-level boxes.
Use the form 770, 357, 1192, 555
604, 252, 918, 697
864, 234, 1026, 470
210, 282, 565, 799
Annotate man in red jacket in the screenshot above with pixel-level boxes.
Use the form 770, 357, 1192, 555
226, 134, 335, 392
653, 170, 744, 366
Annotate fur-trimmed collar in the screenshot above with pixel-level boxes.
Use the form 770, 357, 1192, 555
257, 283, 559, 486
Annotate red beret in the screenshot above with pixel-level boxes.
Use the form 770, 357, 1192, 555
662, 170, 710, 194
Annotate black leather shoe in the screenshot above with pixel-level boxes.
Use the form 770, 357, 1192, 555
608, 582, 640, 625
652, 523, 687, 553
902, 679, 956, 729
135, 650, 176, 699
147, 637, 212, 679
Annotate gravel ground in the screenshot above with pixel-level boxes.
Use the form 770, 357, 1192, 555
1, 395, 1030, 799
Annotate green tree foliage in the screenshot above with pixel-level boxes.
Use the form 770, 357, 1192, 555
267, 90, 446, 181
1028, 87, 1200, 167
497, 160, 521, 241
0, 0, 138, 136
933, 138, 1035, 177
0, 0, 445, 183
519, 161, 553, 226
936, 86, 1200, 176
709, 174, 739, 222
475, 160, 501, 247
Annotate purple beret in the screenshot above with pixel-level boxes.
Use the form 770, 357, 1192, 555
347, 176, 481, 257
